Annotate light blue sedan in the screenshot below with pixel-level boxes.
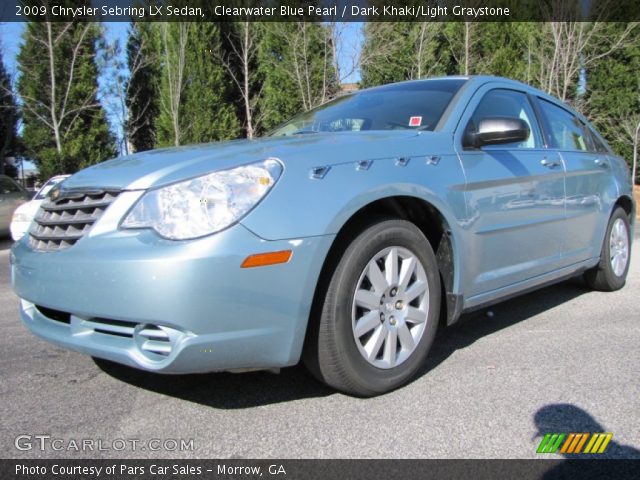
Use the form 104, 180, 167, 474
11, 76, 635, 396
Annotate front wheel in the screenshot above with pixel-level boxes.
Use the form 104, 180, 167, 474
304, 219, 441, 396
584, 206, 631, 291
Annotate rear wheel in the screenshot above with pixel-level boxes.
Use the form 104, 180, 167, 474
304, 219, 441, 396
584, 206, 631, 291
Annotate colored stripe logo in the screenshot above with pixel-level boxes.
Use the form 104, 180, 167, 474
537, 433, 613, 454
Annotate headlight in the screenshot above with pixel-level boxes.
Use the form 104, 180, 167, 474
121, 158, 282, 240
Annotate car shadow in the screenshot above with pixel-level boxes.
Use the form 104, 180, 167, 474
96, 276, 593, 408
418, 277, 591, 377
533, 403, 640, 460
93, 359, 336, 408
529, 404, 640, 479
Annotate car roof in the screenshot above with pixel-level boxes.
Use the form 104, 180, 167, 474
379, 75, 599, 134
451, 75, 592, 120
359, 76, 471, 94
361, 75, 571, 110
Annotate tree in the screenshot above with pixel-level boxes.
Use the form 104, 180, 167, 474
154, 22, 190, 147
102, 21, 159, 155
153, 21, 240, 147
327, 22, 360, 85
361, 22, 539, 87
361, 23, 416, 87
233, 22, 338, 135
17, 9, 115, 178
443, 21, 479, 76
257, 24, 302, 131
474, 23, 535, 81
284, 22, 338, 111
181, 22, 240, 144
360, 23, 447, 87
525, 5, 638, 104
124, 22, 159, 153
0, 49, 20, 176
585, 23, 640, 183
220, 21, 262, 139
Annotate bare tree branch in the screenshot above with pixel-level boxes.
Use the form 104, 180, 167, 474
220, 22, 260, 138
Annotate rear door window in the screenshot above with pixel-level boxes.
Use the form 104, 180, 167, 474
587, 127, 610, 154
537, 99, 591, 151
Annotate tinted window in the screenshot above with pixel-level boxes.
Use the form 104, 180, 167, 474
468, 89, 541, 149
270, 79, 466, 136
0, 176, 20, 194
538, 99, 590, 151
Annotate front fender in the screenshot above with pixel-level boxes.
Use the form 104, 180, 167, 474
241, 154, 468, 241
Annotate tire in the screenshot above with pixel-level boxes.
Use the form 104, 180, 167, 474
304, 219, 441, 396
584, 206, 631, 291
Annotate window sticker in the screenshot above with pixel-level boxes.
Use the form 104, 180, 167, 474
409, 116, 422, 127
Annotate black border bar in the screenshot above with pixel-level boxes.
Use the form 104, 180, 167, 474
2, 459, 640, 480
2, 0, 640, 22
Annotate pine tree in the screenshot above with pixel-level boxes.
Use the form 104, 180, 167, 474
17, 16, 115, 179
126, 22, 159, 153
360, 23, 448, 87
361, 22, 541, 89
258, 24, 302, 131
153, 22, 240, 147
585, 22, 640, 182
182, 23, 241, 144
257, 22, 338, 132
217, 22, 262, 139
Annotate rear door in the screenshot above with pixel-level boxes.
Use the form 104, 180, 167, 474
455, 87, 567, 297
535, 98, 611, 263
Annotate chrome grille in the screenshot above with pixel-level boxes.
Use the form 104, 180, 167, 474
29, 189, 120, 251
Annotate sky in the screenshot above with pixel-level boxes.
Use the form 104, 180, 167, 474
0, 21, 363, 165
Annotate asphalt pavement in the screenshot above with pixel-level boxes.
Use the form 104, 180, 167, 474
1, 234, 638, 459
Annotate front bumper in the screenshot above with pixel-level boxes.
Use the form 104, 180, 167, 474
11, 222, 334, 373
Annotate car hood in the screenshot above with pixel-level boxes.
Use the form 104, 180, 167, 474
62, 131, 425, 191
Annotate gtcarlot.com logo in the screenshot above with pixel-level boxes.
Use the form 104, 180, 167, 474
15, 435, 195, 452
537, 432, 613, 454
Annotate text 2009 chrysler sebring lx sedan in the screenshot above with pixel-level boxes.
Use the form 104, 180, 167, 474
11, 76, 635, 396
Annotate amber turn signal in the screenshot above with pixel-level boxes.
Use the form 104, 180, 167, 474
241, 250, 292, 268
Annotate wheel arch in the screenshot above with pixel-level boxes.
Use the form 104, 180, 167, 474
303, 195, 463, 360
614, 194, 634, 222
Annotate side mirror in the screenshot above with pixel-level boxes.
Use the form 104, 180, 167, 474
464, 117, 530, 148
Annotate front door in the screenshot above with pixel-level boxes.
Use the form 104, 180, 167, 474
456, 87, 567, 297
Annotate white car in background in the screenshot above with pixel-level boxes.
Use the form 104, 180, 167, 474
10, 175, 70, 241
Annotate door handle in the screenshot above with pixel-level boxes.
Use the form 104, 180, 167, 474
594, 158, 609, 168
540, 158, 561, 169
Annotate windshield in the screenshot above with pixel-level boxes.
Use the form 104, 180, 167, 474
35, 176, 68, 200
270, 79, 466, 137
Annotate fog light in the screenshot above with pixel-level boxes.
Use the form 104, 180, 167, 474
134, 324, 178, 360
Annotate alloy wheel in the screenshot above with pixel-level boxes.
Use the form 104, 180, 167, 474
351, 246, 430, 369
609, 218, 629, 277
